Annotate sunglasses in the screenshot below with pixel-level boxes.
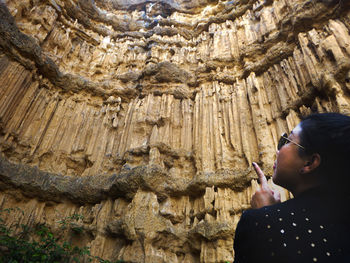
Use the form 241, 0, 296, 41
277, 133, 305, 150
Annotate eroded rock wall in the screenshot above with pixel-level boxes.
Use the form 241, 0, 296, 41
0, 0, 350, 262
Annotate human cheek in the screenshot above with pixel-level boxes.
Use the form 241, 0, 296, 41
274, 149, 282, 169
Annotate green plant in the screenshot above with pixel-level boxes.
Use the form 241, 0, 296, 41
58, 213, 85, 234
0, 208, 123, 263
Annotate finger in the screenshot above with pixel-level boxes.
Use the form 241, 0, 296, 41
252, 162, 269, 189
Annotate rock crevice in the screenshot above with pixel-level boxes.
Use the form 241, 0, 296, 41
0, 0, 350, 262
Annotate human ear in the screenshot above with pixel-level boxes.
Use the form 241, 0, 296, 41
302, 154, 321, 173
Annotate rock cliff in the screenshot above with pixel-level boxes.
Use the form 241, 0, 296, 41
0, 0, 350, 262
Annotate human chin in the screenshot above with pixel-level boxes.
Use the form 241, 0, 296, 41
272, 171, 278, 185
272, 167, 283, 187
272, 168, 278, 184
272, 162, 278, 182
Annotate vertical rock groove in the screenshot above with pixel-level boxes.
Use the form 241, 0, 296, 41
0, 0, 350, 262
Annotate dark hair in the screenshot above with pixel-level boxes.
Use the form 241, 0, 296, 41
299, 113, 350, 191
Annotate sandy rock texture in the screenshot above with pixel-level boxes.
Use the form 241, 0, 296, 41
0, 0, 350, 262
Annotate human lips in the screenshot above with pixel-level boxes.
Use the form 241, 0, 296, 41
273, 162, 276, 170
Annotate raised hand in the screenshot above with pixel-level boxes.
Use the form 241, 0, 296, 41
251, 162, 281, 209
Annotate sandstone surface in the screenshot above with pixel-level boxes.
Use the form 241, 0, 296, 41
0, 0, 350, 262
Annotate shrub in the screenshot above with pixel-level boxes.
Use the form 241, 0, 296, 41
0, 208, 123, 263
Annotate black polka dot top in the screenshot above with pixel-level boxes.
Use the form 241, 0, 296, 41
234, 187, 350, 263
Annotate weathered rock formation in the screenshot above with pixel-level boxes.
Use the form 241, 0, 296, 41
0, 0, 350, 262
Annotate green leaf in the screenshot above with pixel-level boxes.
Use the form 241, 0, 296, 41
0, 210, 117, 263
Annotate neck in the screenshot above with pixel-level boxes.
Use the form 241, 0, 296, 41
290, 181, 322, 197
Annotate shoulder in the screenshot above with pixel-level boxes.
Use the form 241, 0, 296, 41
235, 197, 306, 241
235, 199, 298, 238
234, 203, 285, 240
234, 204, 287, 263
240, 199, 294, 220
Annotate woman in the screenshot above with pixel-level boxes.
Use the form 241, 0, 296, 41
234, 113, 350, 263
